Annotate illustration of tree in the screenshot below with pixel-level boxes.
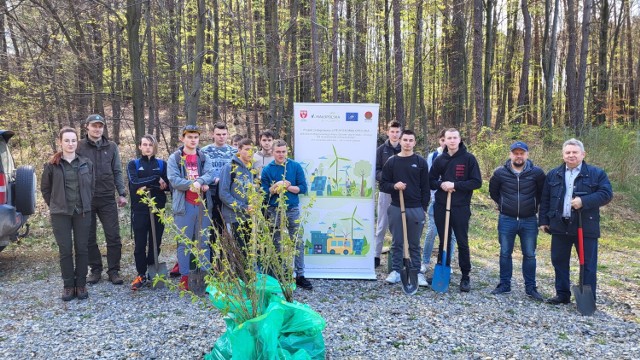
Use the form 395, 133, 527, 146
329, 145, 350, 189
353, 160, 372, 197
339, 207, 363, 240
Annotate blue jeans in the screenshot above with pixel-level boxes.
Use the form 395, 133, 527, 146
267, 206, 305, 276
422, 200, 456, 265
174, 202, 212, 275
497, 214, 538, 288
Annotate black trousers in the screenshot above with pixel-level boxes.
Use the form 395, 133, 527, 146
87, 196, 122, 275
132, 210, 165, 276
434, 203, 472, 276
51, 212, 91, 287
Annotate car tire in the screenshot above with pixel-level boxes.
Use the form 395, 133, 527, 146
14, 166, 36, 216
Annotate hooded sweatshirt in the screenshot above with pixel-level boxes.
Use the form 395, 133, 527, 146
429, 142, 482, 208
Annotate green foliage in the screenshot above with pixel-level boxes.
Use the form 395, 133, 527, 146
139, 171, 312, 326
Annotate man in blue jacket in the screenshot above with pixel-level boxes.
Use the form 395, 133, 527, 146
261, 139, 311, 290
539, 138, 613, 304
489, 141, 546, 301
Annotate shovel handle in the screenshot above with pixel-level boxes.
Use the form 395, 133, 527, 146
399, 190, 410, 259
577, 210, 584, 266
442, 192, 452, 263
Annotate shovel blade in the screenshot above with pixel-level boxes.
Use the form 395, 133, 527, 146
188, 270, 207, 296
572, 284, 596, 316
148, 262, 168, 288
400, 260, 418, 295
432, 252, 451, 293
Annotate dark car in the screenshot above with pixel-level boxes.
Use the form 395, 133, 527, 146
0, 130, 36, 252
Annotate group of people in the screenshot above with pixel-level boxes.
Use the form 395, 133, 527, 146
375, 122, 613, 304
41, 114, 312, 301
41, 114, 613, 306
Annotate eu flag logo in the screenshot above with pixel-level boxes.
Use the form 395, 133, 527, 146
346, 112, 358, 121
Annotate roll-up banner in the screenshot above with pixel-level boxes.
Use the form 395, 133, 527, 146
294, 103, 379, 279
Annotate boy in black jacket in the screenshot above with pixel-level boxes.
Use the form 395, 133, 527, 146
127, 135, 170, 290
429, 128, 482, 292
380, 130, 430, 287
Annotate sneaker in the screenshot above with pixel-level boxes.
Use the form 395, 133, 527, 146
385, 271, 401, 284
420, 264, 428, 274
460, 275, 471, 292
86, 271, 101, 284
76, 286, 89, 300
179, 275, 189, 291
131, 275, 148, 291
526, 287, 544, 302
374, 257, 381, 268
417, 273, 429, 287
296, 276, 313, 290
170, 262, 181, 278
61, 287, 76, 301
546, 295, 570, 305
108, 272, 124, 285
491, 284, 511, 295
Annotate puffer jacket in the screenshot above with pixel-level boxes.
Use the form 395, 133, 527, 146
41, 155, 95, 215
539, 161, 613, 238
489, 159, 546, 218
218, 156, 254, 224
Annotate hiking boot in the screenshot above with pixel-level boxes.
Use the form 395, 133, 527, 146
460, 275, 471, 292
179, 275, 189, 291
108, 272, 124, 285
526, 287, 544, 302
170, 262, 181, 278
385, 271, 401, 284
61, 287, 76, 301
86, 271, 101, 285
296, 276, 313, 290
76, 286, 89, 300
374, 257, 381, 268
490, 284, 511, 295
131, 275, 148, 291
546, 295, 571, 305
417, 273, 429, 287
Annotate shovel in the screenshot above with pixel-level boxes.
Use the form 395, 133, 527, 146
188, 198, 207, 296
399, 190, 418, 295
148, 210, 167, 288
432, 192, 452, 293
572, 210, 596, 316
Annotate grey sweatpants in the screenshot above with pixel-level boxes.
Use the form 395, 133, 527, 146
388, 205, 425, 272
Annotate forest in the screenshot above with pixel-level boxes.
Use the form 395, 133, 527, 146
0, 0, 638, 149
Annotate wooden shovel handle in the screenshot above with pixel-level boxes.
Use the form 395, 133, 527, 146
399, 190, 409, 259
443, 192, 452, 259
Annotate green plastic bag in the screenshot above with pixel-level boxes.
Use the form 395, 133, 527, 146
205, 275, 325, 360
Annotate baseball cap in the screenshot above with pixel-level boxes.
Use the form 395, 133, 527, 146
85, 114, 105, 125
182, 124, 201, 135
510, 141, 528, 152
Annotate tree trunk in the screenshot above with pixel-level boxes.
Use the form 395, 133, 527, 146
265, 0, 281, 132
542, 0, 559, 130
311, 0, 321, 101
472, 0, 484, 131
186, 0, 205, 126
408, 0, 424, 129
146, 0, 157, 136
565, 0, 578, 131
496, 1, 517, 130
354, 0, 366, 102
594, 0, 609, 125
483, 0, 495, 128
516, 0, 532, 125
384, 0, 392, 122
127, 0, 145, 143
0, 0, 9, 99
212, 0, 220, 121
392, 0, 404, 125
624, 0, 636, 123
574, 0, 592, 136
110, 6, 123, 144
331, 0, 339, 102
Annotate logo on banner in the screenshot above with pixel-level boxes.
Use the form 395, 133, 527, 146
346, 112, 358, 121
364, 111, 373, 121
300, 110, 308, 119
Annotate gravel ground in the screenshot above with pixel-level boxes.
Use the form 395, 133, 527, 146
1, 242, 639, 359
